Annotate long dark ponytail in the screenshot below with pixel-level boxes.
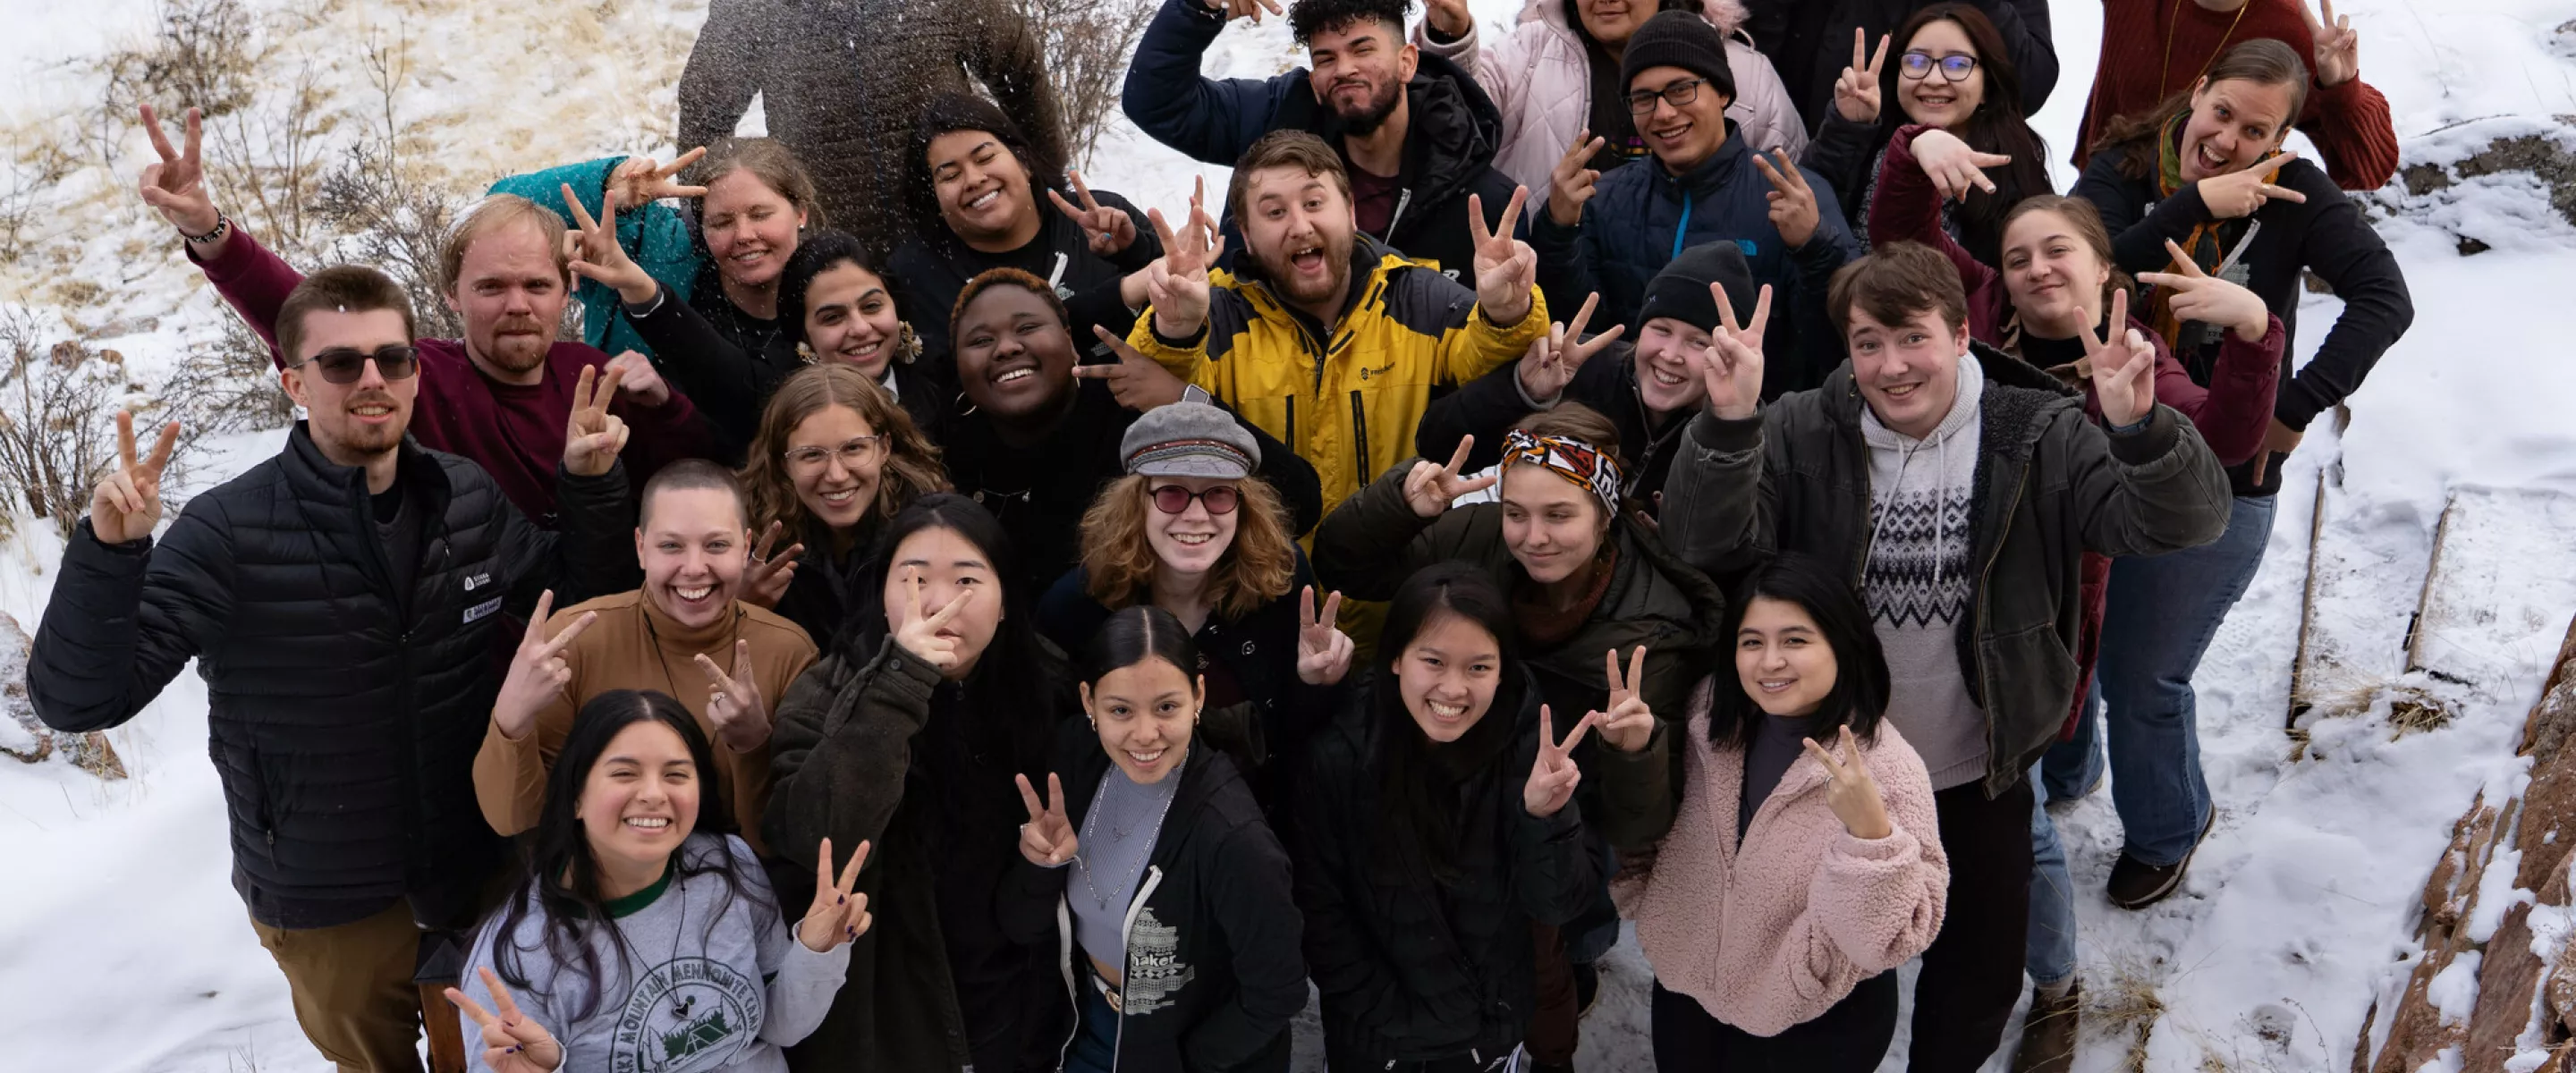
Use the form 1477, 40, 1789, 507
485, 690, 773, 1023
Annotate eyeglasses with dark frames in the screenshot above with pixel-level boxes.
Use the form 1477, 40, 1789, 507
1149, 484, 1240, 515
1625, 76, 1713, 116
296, 345, 420, 384
1899, 52, 1980, 82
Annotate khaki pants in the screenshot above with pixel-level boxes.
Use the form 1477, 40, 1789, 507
249, 900, 428, 1073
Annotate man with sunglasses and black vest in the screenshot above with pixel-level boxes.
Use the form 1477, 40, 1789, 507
134, 104, 708, 528
27, 265, 637, 1073
1533, 11, 1860, 393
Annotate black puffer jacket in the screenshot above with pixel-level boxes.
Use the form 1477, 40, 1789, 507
1001, 722, 1308, 1072
28, 427, 630, 929
1122, 0, 1525, 287
1292, 670, 1596, 1068
675, 0, 1069, 253
1657, 354, 2232, 797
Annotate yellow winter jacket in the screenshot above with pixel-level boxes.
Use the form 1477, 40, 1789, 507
1130, 242, 1547, 513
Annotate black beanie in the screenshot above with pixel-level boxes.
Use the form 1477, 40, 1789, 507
1619, 10, 1736, 107
1637, 241, 1758, 334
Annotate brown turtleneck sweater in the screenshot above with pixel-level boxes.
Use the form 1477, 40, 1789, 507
474, 590, 818, 857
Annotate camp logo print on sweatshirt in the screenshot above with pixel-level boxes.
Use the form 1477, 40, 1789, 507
610, 956, 766, 1073
1120, 907, 1194, 1017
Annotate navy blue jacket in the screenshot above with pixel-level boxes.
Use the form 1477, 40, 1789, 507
1531, 124, 1860, 394
1122, 0, 1523, 287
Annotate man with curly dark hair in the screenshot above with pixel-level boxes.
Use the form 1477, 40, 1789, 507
1124, 0, 1524, 289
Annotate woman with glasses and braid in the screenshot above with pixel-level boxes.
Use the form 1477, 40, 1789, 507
734, 363, 950, 648
1798, 3, 2057, 268
1038, 402, 1355, 831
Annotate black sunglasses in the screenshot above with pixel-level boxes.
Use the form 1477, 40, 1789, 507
297, 345, 421, 384
1149, 485, 1240, 516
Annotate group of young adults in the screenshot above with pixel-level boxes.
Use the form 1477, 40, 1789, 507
28, 0, 2413, 1069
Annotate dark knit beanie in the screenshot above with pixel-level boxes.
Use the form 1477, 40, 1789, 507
1637, 241, 1758, 334
1619, 10, 1736, 106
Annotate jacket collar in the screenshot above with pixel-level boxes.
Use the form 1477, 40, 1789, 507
282, 422, 450, 513
1051, 720, 1249, 860
1648, 123, 1750, 199
1304, 53, 1506, 208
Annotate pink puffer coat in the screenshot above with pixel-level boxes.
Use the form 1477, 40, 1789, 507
1413, 0, 1808, 214
1607, 681, 1949, 1036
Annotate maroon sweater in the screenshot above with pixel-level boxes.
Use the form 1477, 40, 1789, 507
194, 229, 711, 526
2073, 0, 2399, 192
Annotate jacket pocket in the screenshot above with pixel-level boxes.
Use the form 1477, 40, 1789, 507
1978, 619, 2078, 766
215, 733, 280, 863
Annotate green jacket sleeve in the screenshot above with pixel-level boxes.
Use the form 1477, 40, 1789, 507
1309, 461, 1512, 602
487, 156, 702, 358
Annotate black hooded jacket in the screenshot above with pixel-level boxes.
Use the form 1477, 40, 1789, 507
1122, 0, 1526, 286
1000, 721, 1309, 1072
1292, 668, 1597, 1067
28, 427, 631, 929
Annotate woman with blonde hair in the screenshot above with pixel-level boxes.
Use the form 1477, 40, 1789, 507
1038, 401, 1352, 824
737, 363, 948, 646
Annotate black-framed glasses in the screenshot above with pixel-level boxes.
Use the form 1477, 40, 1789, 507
297, 345, 419, 384
1625, 76, 1713, 116
784, 435, 888, 471
1899, 52, 1980, 82
1149, 485, 1240, 516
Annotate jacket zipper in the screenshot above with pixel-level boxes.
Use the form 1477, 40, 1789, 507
1349, 390, 1370, 487
1110, 866, 1166, 1071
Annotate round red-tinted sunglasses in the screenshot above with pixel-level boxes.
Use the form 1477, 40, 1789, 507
1149, 485, 1239, 515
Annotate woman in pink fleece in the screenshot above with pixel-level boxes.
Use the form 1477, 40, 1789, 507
1594, 553, 1947, 1066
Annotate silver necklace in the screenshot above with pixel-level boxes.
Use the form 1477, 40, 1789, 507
1074, 748, 1187, 913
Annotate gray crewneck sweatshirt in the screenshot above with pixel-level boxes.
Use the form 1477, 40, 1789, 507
1859, 352, 1988, 790
458, 834, 849, 1073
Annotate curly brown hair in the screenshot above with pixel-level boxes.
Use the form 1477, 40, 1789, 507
739, 364, 947, 552
1077, 474, 1298, 621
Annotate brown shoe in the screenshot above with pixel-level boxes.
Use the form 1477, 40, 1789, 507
2011, 982, 2080, 1073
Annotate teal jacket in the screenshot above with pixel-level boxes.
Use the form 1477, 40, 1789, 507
487, 156, 703, 359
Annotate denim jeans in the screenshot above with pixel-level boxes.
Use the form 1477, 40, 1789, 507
2024, 768, 2078, 987
1062, 979, 1118, 1073
2039, 494, 2276, 866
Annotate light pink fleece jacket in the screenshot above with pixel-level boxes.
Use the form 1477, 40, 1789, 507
1613, 682, 1950, 1036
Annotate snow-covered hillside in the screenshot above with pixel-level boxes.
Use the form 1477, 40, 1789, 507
4, 0, 2576, 1069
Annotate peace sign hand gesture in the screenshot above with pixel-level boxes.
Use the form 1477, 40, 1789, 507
445, 966, 564, 1073
1546, 131, 1608, 228
607, 147, 708, 209
563, 186, 658, 306
562, 364, 631, 477
1075, 325, 1191, 412
2195, 150, 2308, 220
1296, 587, 1354, 686
1048, 171, 1140, 258
2303, 0, 2359, 87
1517, 291, 1626, 403
892, 569, 973, 672
1835, 30, 1892, 123
1752, 150, 1822, 250
1592, 646, 1655, 753
2138, 238, 2271, 343
2083, 287, 2159, 429
1682, 282, 1773, 420
1203, 0, 1284, 24
797, 838, 875, 951
1470, 187, 1539, 325
1016, 773, 1080, 866
1908, 128, 2012, 203
92, 411, 182, 545
1524, 705, 1596, 818
695, 639, 771, 753
1144, 178, 1224, 339
137, 105, 221, 239
1402, 435, 1501, 518
1801, 726, 1893, 839
495, 590, 599, 740
741, 520, 806, 610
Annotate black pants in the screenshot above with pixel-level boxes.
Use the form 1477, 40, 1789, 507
1648, 973, 1896, 1071
1907, 778, 2038, 1072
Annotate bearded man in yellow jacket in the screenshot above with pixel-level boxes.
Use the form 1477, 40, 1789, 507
1124, 130, 1550, 515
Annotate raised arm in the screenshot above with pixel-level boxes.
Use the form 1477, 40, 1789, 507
763, 641, 945, 876
28, 416, 225, 732
1310, 441, 1501, 600
1121, 0, 1293, 165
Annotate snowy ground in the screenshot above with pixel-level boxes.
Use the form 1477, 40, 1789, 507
6, 0, 2576, 1069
